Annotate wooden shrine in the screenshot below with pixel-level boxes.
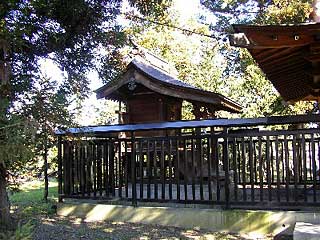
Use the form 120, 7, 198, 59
95, 52, 242, 131
95, 52, 242, 181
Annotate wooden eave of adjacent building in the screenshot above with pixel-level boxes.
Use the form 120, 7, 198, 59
230, 22, 320, 103
95, 58, 242, 113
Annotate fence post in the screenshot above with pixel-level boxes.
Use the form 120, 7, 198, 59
223, 127, 230, 209
58, 136, 63, 202
131, 131, 137, 206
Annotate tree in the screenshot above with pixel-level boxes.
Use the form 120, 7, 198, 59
0, 0, 170, 229
23, 75, 73, 201
122, 8, 227, 119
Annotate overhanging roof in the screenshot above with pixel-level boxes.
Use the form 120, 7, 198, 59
96, 57, 242, 113
230, 22, 320, 103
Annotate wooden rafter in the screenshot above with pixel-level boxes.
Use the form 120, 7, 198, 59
230, 23, 320, 102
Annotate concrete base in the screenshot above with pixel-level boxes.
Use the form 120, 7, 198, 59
294, 222, 320, 240
58, 202, 320, 238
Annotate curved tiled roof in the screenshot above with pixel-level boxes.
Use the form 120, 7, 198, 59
95, 56, 242, 113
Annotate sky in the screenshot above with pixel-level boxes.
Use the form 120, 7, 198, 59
39, 0, 208, 126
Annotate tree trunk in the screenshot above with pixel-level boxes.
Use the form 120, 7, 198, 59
0, 163, 13, 230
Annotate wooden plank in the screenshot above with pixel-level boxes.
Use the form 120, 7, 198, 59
58, 137, 63, 202
292, 136, 298, 202
215, 138, 220, 202
86, 144, 92, 197
281, 141, 285, 184
318, 140, 320, 199
139, 141, 144, 199
80, 143, 85, 197
69, 143, 74, 195
254, 48, 281, 61
109, 141, 115, 196
115, 141, 118, 190
147, 140, 151, 200
270, 140, 274, 184
249, 137, 254, 203
93, 144, 97, 197
97, 144, 103, 196
161, 140, 165, 200
57, 114, 320, 136
229, 31, 313, 48
184, 139, 188, 201
83, 144, 88, 196
191, 138, 196, 201
207, 136, 212, 201
74, 143, 78, 194
105, 142, 110, 197
311, 133, 317, 203
125, 141, 128, 198
259, 47, 298, 64
258, 137, 263, 202
232, 138, 238, 202
266, 136, 272, 202
237, 141, 241, 189
199, 137, 204, 201
241, 137, 246, 202
223, 128, 230, 208
118, 141, 122, 198
309, 141, 313, 182
284, 135, 289, 202
176, 139, 180, 201
302, 135, 307, 203
275, 136, 280, 202
131, 132, 137, 206
154, 140, 158, 200
168, 139, 173, 200
253, 140, 257, 183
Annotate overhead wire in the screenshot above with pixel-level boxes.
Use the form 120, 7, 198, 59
122, 12, 221, 40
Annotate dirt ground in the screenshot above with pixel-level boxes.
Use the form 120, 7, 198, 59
32, 215, 272, 240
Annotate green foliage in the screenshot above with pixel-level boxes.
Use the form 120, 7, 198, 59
10, 180, 58, 217
0, 0, 170, 228
201, 0, 313, 29
0, 115, 36, 172
128, 0, 172, 18
93, 100, 119, 125
0, 220, 34, 240
3, 180, 58, 239
122, 8, 227, 119
259, 0, 312, 24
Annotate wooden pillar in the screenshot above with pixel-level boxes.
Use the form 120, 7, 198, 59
192, 103, 202, 177
63, 141, 71, 196
223, 127, 230, 209
131, 131, 137, 206
118, 101, 122, 124
58, 136, 63, 202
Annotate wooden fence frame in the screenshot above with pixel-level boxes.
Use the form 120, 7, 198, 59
57, 114, 320, 209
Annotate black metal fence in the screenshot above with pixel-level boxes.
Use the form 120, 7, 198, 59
57, 114, 320, 209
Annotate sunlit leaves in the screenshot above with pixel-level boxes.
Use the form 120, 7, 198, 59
263, 0, 312, 24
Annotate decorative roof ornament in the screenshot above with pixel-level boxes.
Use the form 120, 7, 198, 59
127, 77, 137, 91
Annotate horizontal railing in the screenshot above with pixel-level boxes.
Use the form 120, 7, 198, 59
57, 114, 320, 209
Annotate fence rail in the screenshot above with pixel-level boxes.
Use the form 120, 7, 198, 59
57, 114, 320, 209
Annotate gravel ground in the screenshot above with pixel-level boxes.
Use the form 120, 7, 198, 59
32, 215, 273, 240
